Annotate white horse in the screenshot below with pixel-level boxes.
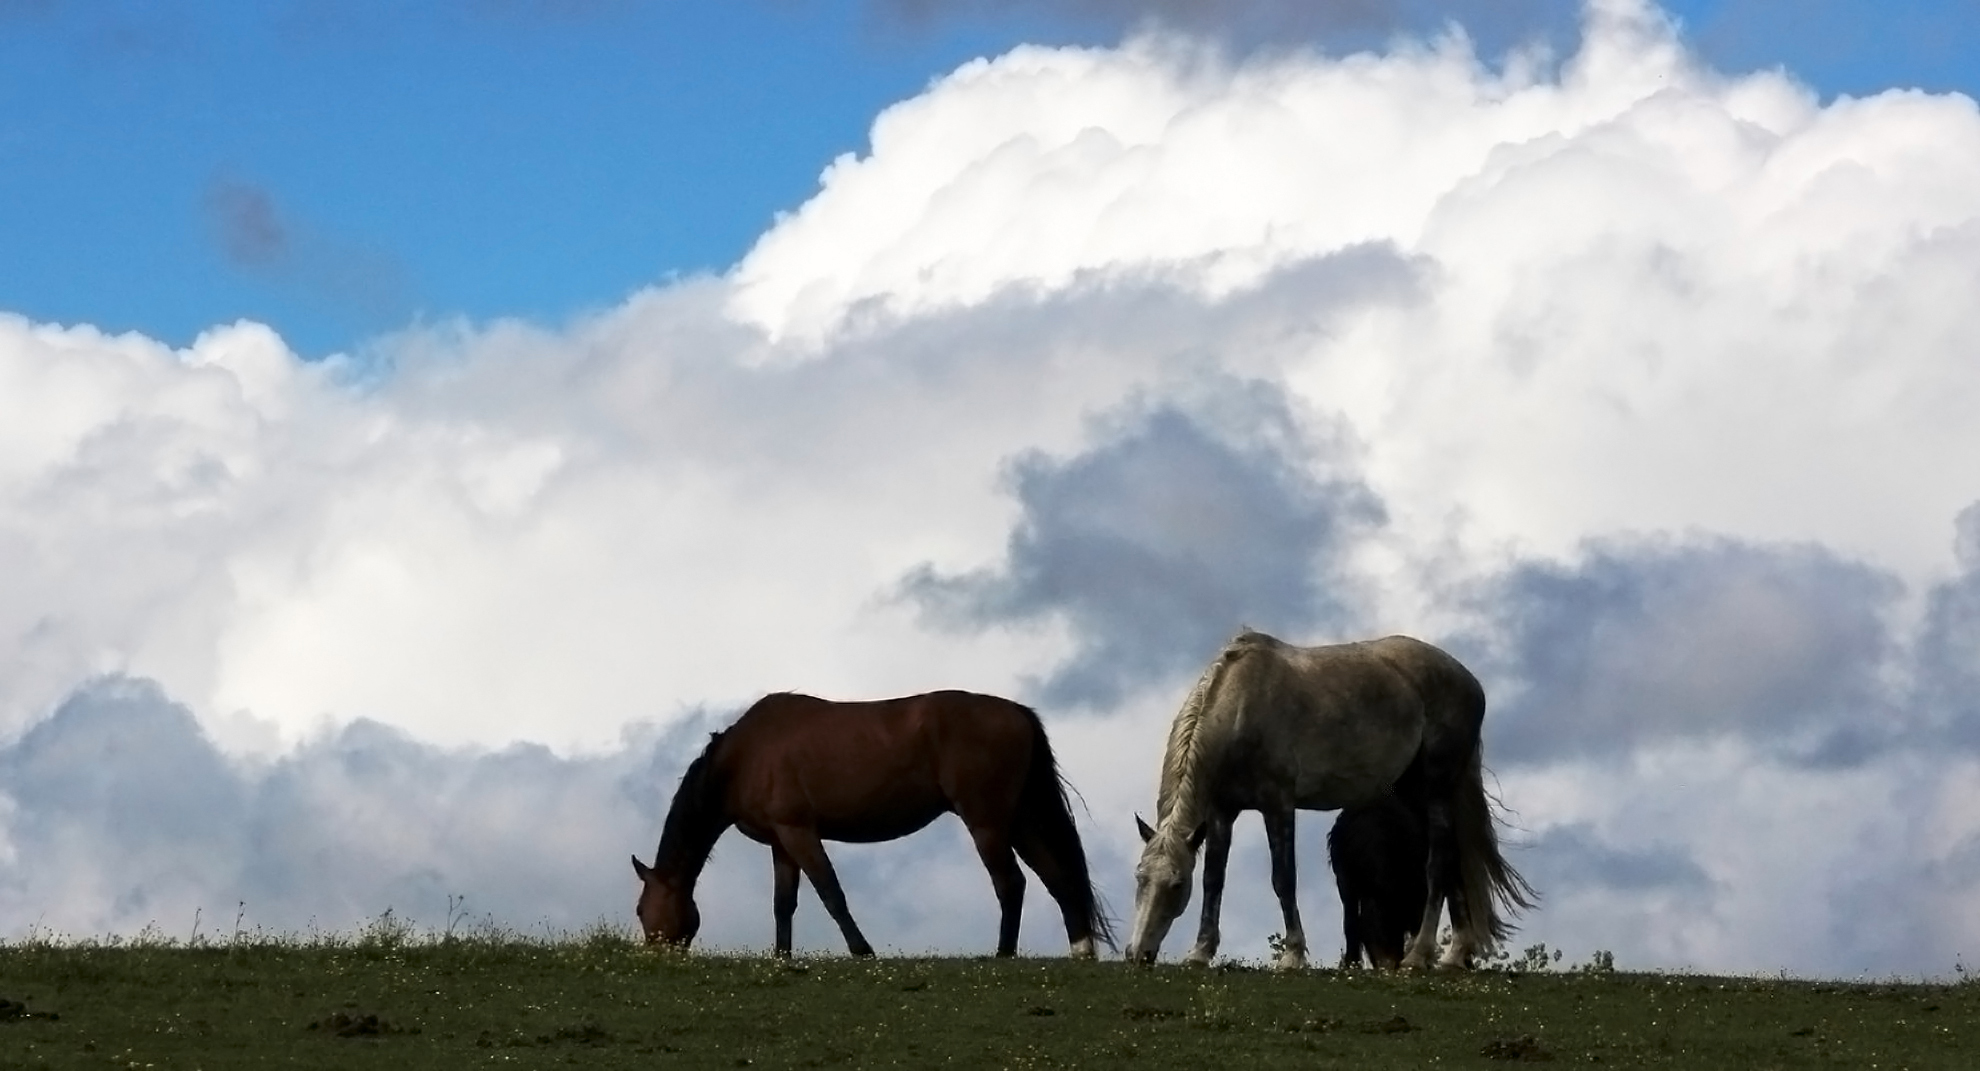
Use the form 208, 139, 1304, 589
1126, 630, 1534, 969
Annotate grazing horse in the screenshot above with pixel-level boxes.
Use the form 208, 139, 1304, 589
1328, 793, 1427, 969
631, 690, 1114, 958
1126, 630, 1533, 969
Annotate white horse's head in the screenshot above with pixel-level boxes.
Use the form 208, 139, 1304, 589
1125, 814, 1207, 964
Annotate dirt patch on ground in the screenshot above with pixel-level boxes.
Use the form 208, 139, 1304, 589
0, 997, 58, 1022
475, 1021, 615, 1047
1120, 1005, 1186, 1022
307, 1011, 418, 1038
1481, 1033, 1555, 1061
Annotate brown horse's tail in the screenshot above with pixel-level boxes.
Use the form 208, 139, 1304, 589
1017, 708, 1118, 951
1455, 741, 1538, 951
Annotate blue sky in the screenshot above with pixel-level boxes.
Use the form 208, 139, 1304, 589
5, 0, 1978, 357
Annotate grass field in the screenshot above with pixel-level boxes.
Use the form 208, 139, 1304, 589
2, 926, 1973, 1070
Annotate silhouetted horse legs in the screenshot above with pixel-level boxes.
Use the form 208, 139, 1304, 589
1328, 800, 1424, 969
1400, 758, 1474, 969
1405, 797, 1467, 968
965, 823, 1029, 957
1183, 812, 1234, 966
1335, 863, 1367, 970
1012, 832, 1098, 959
771, 843, 801, 958
1263, 808, 1308, 969
771, 825, 875, 957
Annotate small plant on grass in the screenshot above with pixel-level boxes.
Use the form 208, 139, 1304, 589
357, 908, 415, 954
1571, 949, 1616, 974
1478, 942, 1563, 973
578, 919, 635, 953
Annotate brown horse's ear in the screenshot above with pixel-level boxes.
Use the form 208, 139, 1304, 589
1187, 823, 1209, 852
631, 854, 653, 880
1135, 814, 1155, 843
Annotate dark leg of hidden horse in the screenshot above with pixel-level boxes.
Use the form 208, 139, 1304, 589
1328, 792, 1428, 969
631, 690, 1114, 958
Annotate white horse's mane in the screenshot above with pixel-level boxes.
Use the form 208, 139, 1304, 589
1154, 634, 1246, 846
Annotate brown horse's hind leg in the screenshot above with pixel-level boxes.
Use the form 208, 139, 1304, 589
1013, 831, 1094, 958
771, 841, 801, 958
967, 824, 1028, 957
773, 826, 874, 957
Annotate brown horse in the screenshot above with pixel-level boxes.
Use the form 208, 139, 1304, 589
1328, 792, 1427, 969
631, 690, 1114, 958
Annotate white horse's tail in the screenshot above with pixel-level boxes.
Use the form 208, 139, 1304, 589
1455, 742, 1538, 950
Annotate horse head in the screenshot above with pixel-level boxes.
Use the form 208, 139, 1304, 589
631, 854, 700, 946
1125, 814, 1207, 964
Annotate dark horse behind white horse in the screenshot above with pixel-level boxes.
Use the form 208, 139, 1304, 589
1127, 630, 1534, 969
1329, 792, 1427, 969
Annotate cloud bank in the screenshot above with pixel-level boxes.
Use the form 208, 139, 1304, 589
6, 0, 1980, 975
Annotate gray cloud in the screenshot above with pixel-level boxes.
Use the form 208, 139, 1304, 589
200, 175, 415, 331
1471, 538, 1903, 766
902, 376, 1385, 710
1527, 822, 1710, 893
0, 676, 670, 938
871, 0, 1578, 54
0, 677, 1121, 953
205, 179, 289, 270
1912, 503, 1980, 749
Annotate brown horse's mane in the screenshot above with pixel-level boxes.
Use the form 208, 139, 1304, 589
654, 732, 730, 877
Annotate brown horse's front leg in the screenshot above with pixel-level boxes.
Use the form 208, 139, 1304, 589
774, 826, 874, 957
771, 842, 800, 957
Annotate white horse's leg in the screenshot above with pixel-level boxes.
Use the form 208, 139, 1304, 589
1439, 929, 1474, 968
1184, 815, 1233, 966
1403, 799, 1455, 970
1263, 809, 1308, 970
1438, 859, 1480, 969
1402, 892, 1444, 969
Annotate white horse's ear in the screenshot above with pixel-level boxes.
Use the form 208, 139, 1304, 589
1187, 823, 1209, 852
1135, 814, 1156, 843
631, 854, 653, 880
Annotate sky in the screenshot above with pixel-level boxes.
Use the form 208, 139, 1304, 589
5, 0, 1980, 977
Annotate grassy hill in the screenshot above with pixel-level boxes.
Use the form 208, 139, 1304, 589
2, 927, 1973, 1069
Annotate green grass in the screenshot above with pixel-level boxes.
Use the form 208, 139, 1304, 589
1, 929, 1974, 1069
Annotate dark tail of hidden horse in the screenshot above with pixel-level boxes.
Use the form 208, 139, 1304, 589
1015, 706, 1118, 952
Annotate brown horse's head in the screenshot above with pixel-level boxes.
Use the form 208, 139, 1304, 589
631, 855, 700, 946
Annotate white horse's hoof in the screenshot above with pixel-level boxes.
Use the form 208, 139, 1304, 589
1183, 950, 1213, 967
1274, 950, 1309, 971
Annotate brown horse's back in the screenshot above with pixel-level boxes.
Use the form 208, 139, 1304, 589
715, 691, 1036, 844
